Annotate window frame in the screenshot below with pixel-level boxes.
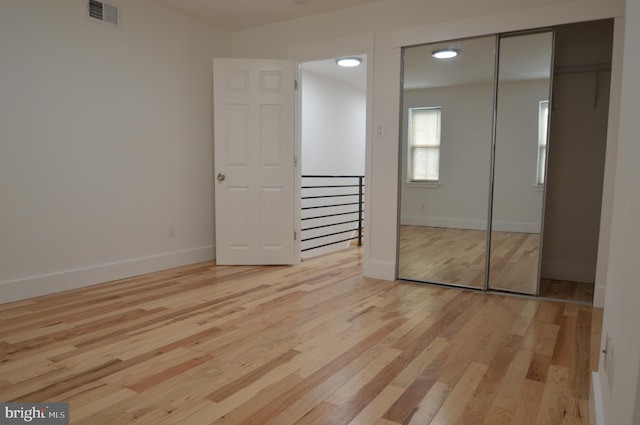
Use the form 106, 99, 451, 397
408, 106, 442, 183
536, 100, 549, 186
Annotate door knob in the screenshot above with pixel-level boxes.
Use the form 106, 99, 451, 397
217, 172, 225, 182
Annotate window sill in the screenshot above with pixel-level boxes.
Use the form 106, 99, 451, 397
405, 181, 441, 189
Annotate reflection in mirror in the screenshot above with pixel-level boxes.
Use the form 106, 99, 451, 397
398, 36, 495, 288
489, 31, 553, 294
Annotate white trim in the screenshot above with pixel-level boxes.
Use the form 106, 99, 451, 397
401, 216, 540, 233
593, 284, 607, 308
401, 216, 486, 230
0, 246, 214, 304
289, 33, 374, 64
288, 32, 375, 275
391, 0, 624, 47
541, 261, 596, 283
492, 221, 541, 233
405, 181, 441, 189
590, 371, 605, 425
363, 259, 395, 282
594, 16, 626, 315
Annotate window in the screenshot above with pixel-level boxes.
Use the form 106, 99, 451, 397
537, 100, 549, 185
409, 107, 441, 182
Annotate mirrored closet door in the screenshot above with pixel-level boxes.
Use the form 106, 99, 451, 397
397, 30, 554, 294
397, 35, 496, 289
488, 31, 554, 294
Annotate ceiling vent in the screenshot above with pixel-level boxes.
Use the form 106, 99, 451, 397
88, 0, 119, 26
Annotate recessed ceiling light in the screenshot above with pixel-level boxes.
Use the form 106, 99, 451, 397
336, 57, 362, 67
432, 48, 460, 59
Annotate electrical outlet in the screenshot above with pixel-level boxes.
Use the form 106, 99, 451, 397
168, 224, 175, 238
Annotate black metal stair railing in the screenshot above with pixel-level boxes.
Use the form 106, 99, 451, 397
301, 175, 364, 253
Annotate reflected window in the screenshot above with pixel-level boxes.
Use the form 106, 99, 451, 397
409, 107, 441, 181
537, 100, 549, 185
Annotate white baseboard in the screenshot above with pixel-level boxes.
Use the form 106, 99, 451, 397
401, 216, 486, 230
363, 259, 395, 281
400, 216, 540, 233
492, 220, 541, 233
590, 371, 605, 425
593, 285, 606, 308
0, 246, 214, 304
541, 261, 596, 283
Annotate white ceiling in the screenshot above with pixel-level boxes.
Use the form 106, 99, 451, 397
151, 1, 551, 91
404, 32, 554, 90
301, 56, 367, 91
154, 0, 382, 31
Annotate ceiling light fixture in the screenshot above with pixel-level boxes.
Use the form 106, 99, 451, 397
336, 57, 362, 67
432, 48, 460, 59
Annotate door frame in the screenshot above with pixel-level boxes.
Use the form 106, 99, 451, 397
289, 33, 375, 265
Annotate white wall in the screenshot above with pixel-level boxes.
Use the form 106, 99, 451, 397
493, 79, 549, 232
595, 0, 640, 422
400, 83, 494, 231
401, 79, 548, 232
300, 69, 366, 257
0, 0, 229, 302
301, 70, 366, 175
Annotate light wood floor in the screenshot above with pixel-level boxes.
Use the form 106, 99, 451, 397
399, 226, 594, 303
489, 230, 541, 294
398, 225, 540, 293
539, 280, 594, 304
0, 248, 600, 424
398, 226, 488, 288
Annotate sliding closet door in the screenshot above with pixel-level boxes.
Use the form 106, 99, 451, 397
398, 36, 496, 288
488, 30, 554, 294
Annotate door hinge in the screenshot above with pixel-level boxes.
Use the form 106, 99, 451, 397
294, 231, 297, 241
294, 80, 298, 90
294, 156, 298, 167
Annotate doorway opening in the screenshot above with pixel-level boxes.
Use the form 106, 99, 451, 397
299, 55, 367, 259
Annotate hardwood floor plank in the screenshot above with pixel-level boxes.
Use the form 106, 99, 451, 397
206, 349, 301, 402
538, 365, 572, 425
380, 337, 449, 422
429, 362, 490, 425
326, 348, 402, 406
491, 348, 536, 411
482, 406, 513, 425
406, 381, 449, 425
507, 379, 545, 425
346, 385, 405, 425
292, 402, 338, 425
460, 333, 522, 424
71, 388, 137, 423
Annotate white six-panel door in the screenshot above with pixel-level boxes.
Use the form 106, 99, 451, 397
213, 58, 295, 265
